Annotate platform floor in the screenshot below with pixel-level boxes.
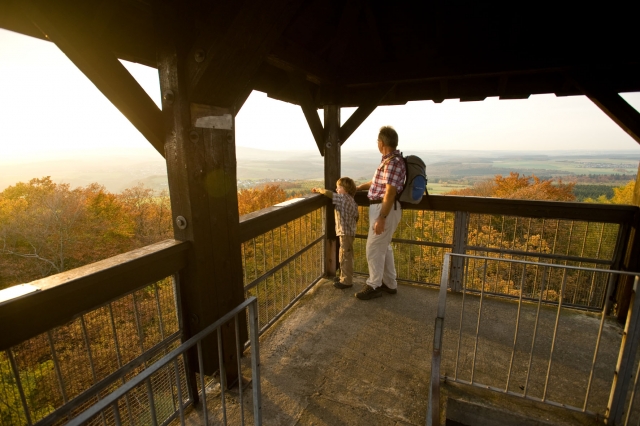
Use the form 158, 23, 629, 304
183, 276, 625, 425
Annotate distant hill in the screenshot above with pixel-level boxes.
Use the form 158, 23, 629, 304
2, 149, 637, 193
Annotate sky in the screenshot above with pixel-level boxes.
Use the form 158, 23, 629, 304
1, 27, 639, 166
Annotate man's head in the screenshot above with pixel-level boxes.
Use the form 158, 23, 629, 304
378, 126, 398, 151
337, 177, 357, 196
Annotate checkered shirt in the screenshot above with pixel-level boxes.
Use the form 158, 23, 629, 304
368, 150, 406, 200
332, 193, 359, 236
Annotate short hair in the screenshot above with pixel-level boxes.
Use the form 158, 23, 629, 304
378, 126, 398, 149
337, 177, 357, 196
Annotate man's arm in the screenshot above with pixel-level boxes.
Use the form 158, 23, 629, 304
373, 184, 397, 235
356, 181, 372, 191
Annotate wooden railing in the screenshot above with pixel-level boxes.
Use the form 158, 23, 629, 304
0, 240, 190, 425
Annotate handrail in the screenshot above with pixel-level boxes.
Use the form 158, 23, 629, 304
239, 193, 328, 242
354, 192, 638, 224
0, 239, 190, 351
66, 297, 262, 426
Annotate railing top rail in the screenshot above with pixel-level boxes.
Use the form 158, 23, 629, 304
445, 252, 640, 277
66, 296, 258, 426
239, 193, 328, 242
354, 192, 638, 224
0, 239, 190, 351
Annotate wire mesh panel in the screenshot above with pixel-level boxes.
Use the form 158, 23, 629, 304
431, 254, 636, 423
242, 207, 324, 332
466, 215, 621, 309
354, 205, 455, 286
0, 277, 183, 426
65, 298, 262, 426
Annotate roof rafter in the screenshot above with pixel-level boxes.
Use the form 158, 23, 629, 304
187, 0, 303, 107
340, 84, 394, 144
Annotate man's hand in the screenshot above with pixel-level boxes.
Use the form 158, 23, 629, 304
374, 216, 386, 235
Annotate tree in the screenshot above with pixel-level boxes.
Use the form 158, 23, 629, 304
237, 184, 287, 215
0, 178, 173, 289
584, 180, 636, 205
447, 172, 576, 201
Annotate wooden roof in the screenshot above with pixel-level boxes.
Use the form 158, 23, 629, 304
2, 0, 639, 109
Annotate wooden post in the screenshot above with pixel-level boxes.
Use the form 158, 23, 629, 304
617, 163, 640, 323
155, 2, 245, 389
450, 211, 469, 292
324, 106, 341, 276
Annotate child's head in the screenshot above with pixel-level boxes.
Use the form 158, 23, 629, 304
336, 177, 357, 196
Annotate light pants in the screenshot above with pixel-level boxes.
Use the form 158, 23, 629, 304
339, 235, 355, 285
366, 203, 402, 289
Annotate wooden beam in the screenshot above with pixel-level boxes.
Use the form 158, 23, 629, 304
239, 194, 328, 243
188, 0, 301, 107
571, 75, 640, 145
155, 1, 246, 382
327, 0, 363, 65
354, 192, 638, 224
0, 240, 189, 351
20, 1, 165, 156
339, 84, 394, 144
324, 106, 341, 276
289, 72, 325, 155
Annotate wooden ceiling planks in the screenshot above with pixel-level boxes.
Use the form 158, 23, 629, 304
1, 0, 639, 110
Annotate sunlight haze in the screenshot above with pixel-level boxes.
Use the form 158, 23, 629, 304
1, 27, 639, 168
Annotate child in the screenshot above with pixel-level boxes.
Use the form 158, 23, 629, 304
312, 177, 359, 289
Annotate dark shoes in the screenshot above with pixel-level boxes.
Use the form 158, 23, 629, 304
334, 282, 353, 289
380, 282, 397, 295
355, 285, 382, 300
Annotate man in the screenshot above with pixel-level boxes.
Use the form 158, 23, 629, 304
354, 126, 406, 300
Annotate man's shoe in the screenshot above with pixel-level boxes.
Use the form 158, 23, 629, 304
355, 285, 382, 300
334, 282, 353, 289
333, 276, 341, 283
380, 283, 397, 295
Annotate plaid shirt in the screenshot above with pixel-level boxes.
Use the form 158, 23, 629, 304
368, 150, 406, 200
332, 193, 359, 236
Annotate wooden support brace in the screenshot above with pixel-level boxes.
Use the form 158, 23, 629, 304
571, 74, 640, 145
289, 72, 325, 155
339, 84, 394, 144
20, 0, 165, 156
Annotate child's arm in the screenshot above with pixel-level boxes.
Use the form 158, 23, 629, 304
311, 188, 334, 199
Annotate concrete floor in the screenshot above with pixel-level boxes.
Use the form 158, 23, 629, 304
183, 275, 626, 425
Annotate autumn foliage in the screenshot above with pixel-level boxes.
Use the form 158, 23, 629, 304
446, 172, 576, 201
0, 178, 294, 289
237, 184, 287, 215
0, 177, 172, 289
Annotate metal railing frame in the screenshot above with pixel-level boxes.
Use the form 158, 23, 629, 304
427, 252, 640, 426
66, 297, 262, 426
354, 194, 635, 310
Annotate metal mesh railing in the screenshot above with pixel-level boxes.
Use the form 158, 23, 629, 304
354, 202, 624, 310
354, 206, 455, 286
64, 297, 262, 426
242, 207, 325, 333
427, 253, 640, 426
0, 278, 182, 426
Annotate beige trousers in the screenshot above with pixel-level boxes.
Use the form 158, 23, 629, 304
365, 203, 402, 289
339, 235, 355, 285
